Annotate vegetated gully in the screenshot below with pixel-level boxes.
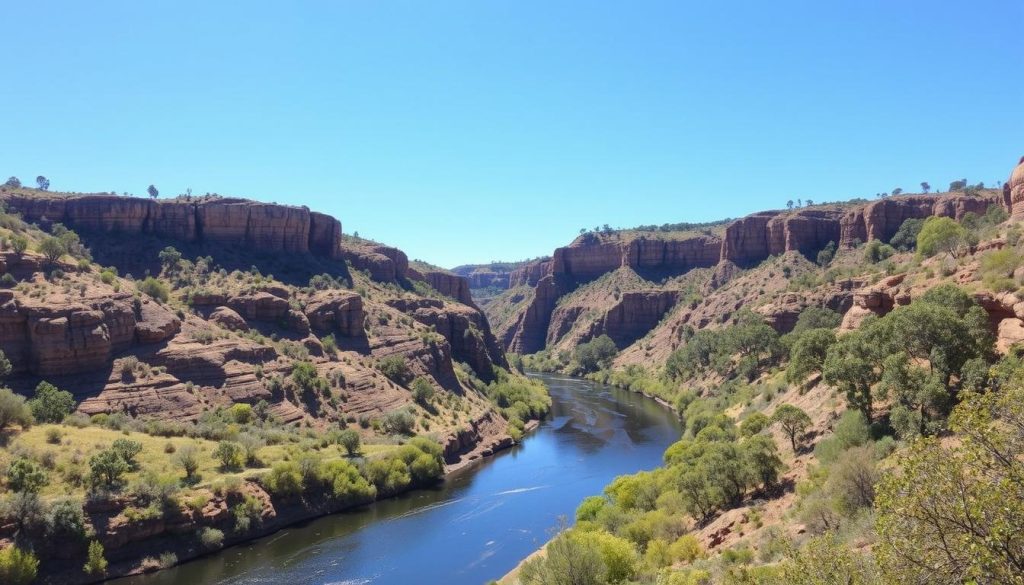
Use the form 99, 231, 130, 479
114, 372, 683, 585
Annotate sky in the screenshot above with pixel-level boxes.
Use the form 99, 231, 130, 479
2, 1, 1022, 268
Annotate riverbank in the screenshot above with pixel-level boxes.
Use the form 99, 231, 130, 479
493, 377, 682, 585
108, 373, 683, 585
84, 410, 540, 585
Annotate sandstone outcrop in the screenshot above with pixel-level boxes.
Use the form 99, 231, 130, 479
304, 291, 365, 338
839, 193, 997, 248
340, 241, 409, 282
1007, 156, 1024, 220
408, 267, 475, 306
208, 306, 248, 331
509, 260, 552, 288
0, 193, 343, 258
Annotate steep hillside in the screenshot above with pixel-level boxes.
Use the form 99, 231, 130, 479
489, 189, 1002, 360
0, 185, 547, 584
499, 157, 1024, 584
452, 259, 549, 307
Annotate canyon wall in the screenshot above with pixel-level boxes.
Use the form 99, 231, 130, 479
496, 190, 1003, 354
0, 194, 344, 259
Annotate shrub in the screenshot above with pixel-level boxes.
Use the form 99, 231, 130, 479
574, 335, 618, 373
229, 403, 253, 424
338, 428, 361, 456
0, 388, 33, 431
214, 441, 245, 471
377, 355, 411, 384
916, 216, 971, 258
10, 236, 28, 255
83, 540, 107, 576
199, 527, 224, 550
38, 236, 65, 264
138, 277, 170, 302
89, 449, 129, 487
173, 444, 201, 481
111, 438, 143, 469
46, 498, 87, 542
410, 376, 435, 405
381, 409, 416, 435
0, 546, 39, 585
264, 461, 303, 496
7, 458, 47, 493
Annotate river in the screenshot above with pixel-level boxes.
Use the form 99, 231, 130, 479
113, 372, 683, 585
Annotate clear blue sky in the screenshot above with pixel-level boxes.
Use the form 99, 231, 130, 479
2, 1, 1022, 268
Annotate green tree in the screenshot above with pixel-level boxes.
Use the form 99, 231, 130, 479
338, 429, 361, 456
138, 276, 170, 302
742, 434, 783, 489
7, 458, 47, 493
27, 381, 75, 423
772, 405, 811, 452
10, 236, 28, 255
916, 216, 970, 258
791, 307, 841, 334
786, 328, 836, 384
376, 355, 410, 384
111, 438, 143, 469
147, 184, 159, 199
158, 246, 182, 271
35, 176, 49, 191
816, 241, 837, 266
38, 236, 65, 264
214, 441, 244, 471
84, 540, 108, 576
519, 528, 606, 585
889, 217, 924, 251
89, 449, 129, 487
174, 444, 200, 481
410, 376, 435, 405
0, 388, 32, 431
876, 386, 1024, 583
0, 546, 39, 585
774, 533, 876, 584
574, 335, 619, 373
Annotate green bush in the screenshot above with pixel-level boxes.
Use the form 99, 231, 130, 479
264, 461, 303, 496
199, 527, 224, 550
0, 388, 33, 431
7, 458, 47, 493
0, 546, 39, 584
214, 441, 245, 471
83, 540, 107, 576
138, 277, 170, 302
377, 355, 411, 384
410, 376, 435, 405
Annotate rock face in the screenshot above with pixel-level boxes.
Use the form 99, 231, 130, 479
304, 291, 365, 338
839, 194, 996, 247
0, 194, 343, 258
409, 268, 475, 307
0, 290, 179, 377
596, 291, 680, 348
386, 298, 507, 377
1008, 156, 1024, 220
496, 190, 1004, 355
340, 242, 409, 283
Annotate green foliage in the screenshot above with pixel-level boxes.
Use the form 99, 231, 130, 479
916, 216, 971, 258
10, 236, 28, 255
0, 350, 11, 379
111, 438, 143, 469
0, 388, 33, 431
666, 312, 781, 382
173, 444, 200, 481
7, 458, 48, 493
46, 498, 87, 542
316, 460, 377, 504
771, 404, 811, 451
338, 428, 361, 455
380, 409, 416, 435
790, 307, 841, 334
823, 286, 991, 427
199, 527, 225, 550
875, 384, 1024, 583
28, 381, 75, 423
574, 335, 619, 373
38, 236, 65, 264
84, 540, 108, 576
214, 441, 245, 470
376, 355, 411, 384
786, 328, 836, 384
0, 546, 39, 584
816, 240, 837, 266
264, 461, 303, 496
158, 246, 182, 271
291, 361, 328, 396
89, 448, 130, 487
484, 368, 551, 424
410, 376, 435, 405
739, 412, 770, 437
863, 240, 896, 263
138, 276, 170, 302
889, 217, 924, 251
772, 533, 876, 584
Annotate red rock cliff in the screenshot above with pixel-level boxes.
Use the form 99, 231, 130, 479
1, 194, 343, 258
